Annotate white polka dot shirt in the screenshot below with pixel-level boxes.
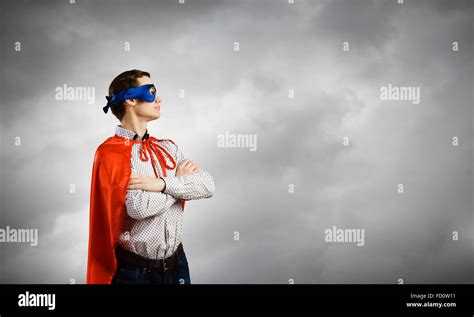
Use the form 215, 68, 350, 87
114, 125, 215, 260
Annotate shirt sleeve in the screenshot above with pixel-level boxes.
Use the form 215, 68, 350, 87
125, 189, 178, 220
161, 142, 216, 200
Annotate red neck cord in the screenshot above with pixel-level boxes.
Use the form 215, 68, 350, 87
131, 136, 176, 178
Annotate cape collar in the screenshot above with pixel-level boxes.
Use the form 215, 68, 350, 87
115, 125, 149, 141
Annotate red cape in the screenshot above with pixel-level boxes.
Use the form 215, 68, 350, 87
86, 135, 184, 284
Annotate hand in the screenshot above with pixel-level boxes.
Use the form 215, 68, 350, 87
127, 172, 166, 192
176, 159, 201, 177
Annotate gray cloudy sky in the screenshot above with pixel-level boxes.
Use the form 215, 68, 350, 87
0, 0, 472, 284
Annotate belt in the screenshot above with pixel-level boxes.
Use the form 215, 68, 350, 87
115, 244, 184, 270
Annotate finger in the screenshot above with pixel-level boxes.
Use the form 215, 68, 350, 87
129, 175, 146, 184
130, 171, 142, 178
128, 179, 142, 185
128, 183, 142, 190
188, 161, 199, 168
186, 162, 196, 169
179, 159, 191, 169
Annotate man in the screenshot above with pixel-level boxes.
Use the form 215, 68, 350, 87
86, 69, 215, 284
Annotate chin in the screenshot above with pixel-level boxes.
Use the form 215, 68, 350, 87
148, 114, 161, 121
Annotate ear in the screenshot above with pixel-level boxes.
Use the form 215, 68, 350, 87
123, 99, 138, 107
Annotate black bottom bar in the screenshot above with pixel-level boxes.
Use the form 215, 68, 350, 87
0, 284, 472, 315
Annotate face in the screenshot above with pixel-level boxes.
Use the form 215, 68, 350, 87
125, 76, 162, 121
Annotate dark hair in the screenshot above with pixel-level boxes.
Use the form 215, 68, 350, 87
108, 69, 151, 121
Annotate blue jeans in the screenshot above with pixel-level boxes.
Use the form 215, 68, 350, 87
112, 248, 191, 285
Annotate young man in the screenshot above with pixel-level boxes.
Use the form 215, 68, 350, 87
86, 69, 215, 284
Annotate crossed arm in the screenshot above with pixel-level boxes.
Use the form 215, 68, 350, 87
124, 143, 215, 220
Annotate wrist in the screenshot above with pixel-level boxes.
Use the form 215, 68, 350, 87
159, 177, 166, 192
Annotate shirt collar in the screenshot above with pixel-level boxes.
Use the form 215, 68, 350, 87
115, 125, 150, 141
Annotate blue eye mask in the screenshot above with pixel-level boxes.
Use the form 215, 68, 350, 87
103, 84, 156, 113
